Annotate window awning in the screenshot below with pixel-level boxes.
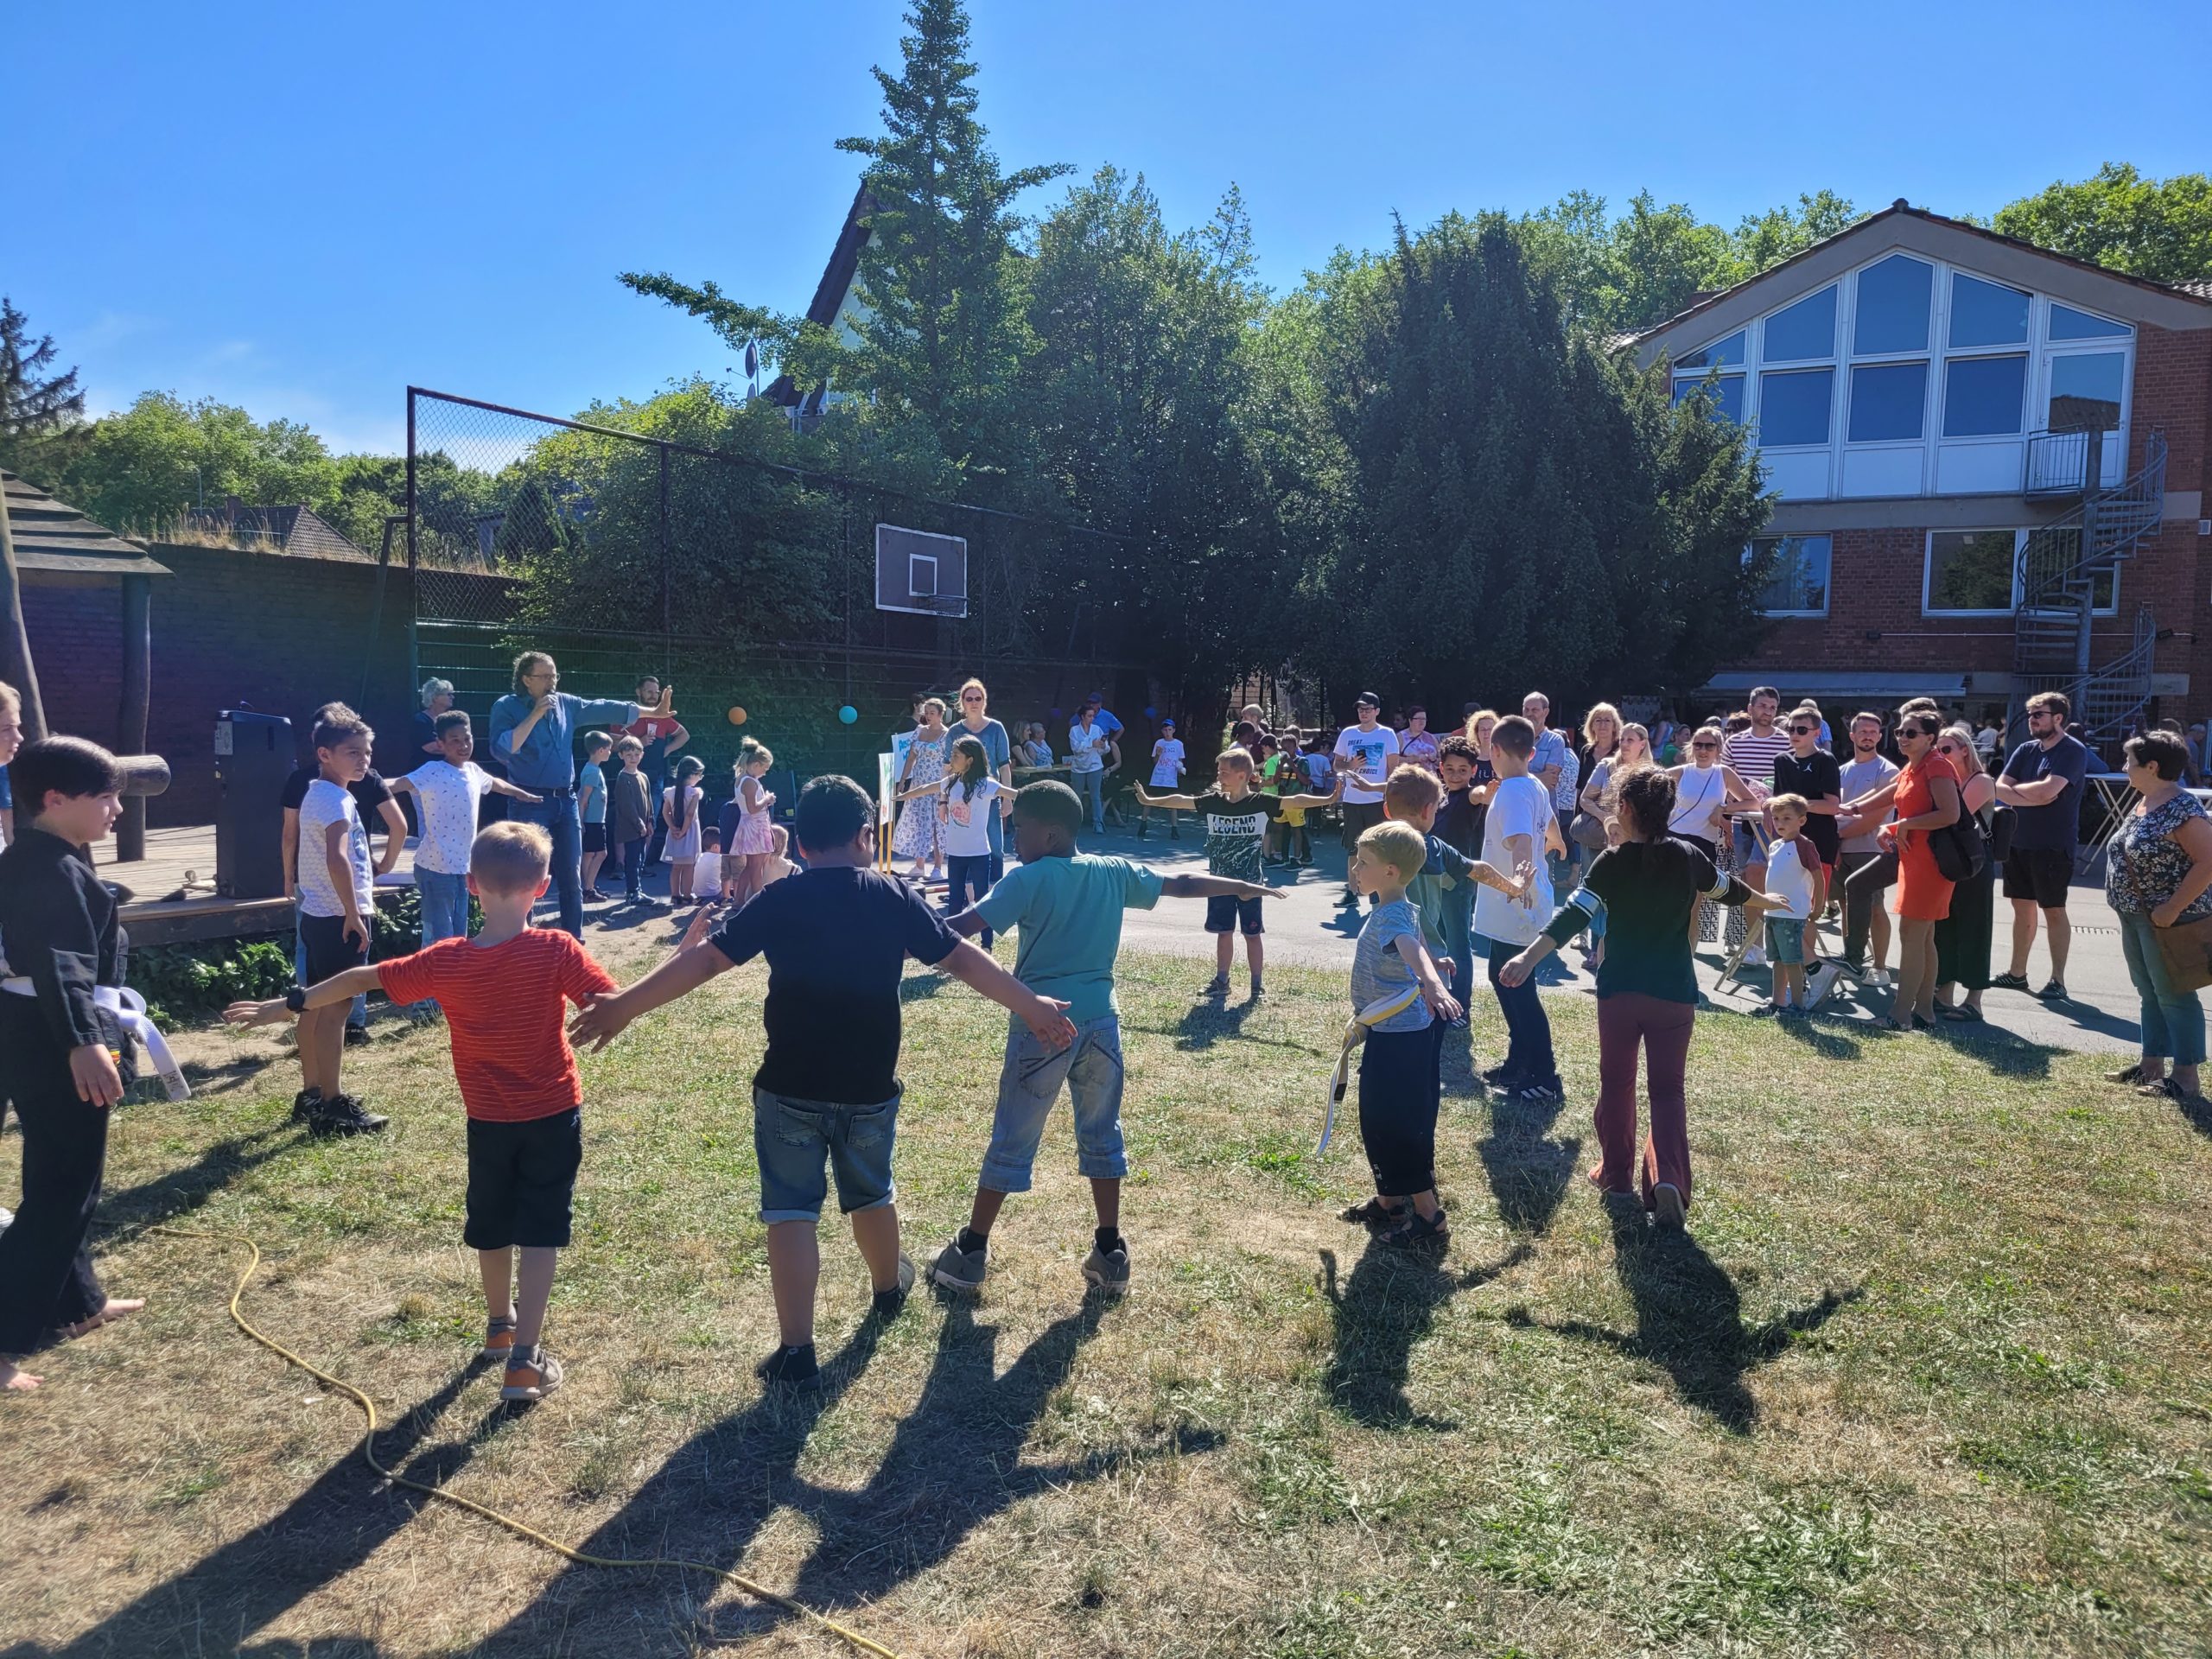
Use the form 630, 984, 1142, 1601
1698, 671, 1969, 703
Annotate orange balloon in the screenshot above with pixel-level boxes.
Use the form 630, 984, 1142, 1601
727, 705, 747, 726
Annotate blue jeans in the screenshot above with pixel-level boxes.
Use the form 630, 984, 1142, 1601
1439, 879, 1476, 1009
752, 1086, 899, 1224
417, 868, 470, 947
1484, 934, 1556, 1085
2116, 908, 2206, 1065
982, 1016, 1127, 1192
510, 791, 583, 936
1073, 767, 1106, 833
296, 901, 366, 1028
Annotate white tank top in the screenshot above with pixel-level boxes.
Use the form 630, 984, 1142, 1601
1669, 764, 1726, 836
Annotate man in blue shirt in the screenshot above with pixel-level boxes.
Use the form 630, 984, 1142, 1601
488, 651, 666, 936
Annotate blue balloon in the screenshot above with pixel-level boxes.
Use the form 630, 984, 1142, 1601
1143, 705, 1157, 718
838, 704, 859, 725
1050, 706, 1063, 719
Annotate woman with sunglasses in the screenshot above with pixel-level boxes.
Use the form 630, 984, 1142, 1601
1931, 724, 1999, 1022
1666, 726, 1757, 946
1872, 709, 1963, 1030
947, 677, 1014, 878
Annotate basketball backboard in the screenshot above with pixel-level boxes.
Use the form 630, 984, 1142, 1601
875, 523, 968, 618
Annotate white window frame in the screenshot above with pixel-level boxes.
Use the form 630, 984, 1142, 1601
1921, 526, 2121, 618
1746, 532, 1833, 617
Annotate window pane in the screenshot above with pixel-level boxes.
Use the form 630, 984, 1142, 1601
1762, 288, 1836, 363
1848, 361, 1929, 442
1853, 255, 1933, 354
2047, 352, 2124, 431
1927, 530, 2017, 612
1942, 353, 2027, 436
1676, 330, 1746, 370
1949, 273, 2030, 347
2049, 303, 2128, 340
1750, 534, 1831, 613
1673, 373, 1745, 423
1758, 368, 1833, 446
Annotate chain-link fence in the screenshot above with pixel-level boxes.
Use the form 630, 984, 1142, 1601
406, 388, 1149, 786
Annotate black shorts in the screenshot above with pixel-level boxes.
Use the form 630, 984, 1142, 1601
464, 1108, 584, 1249
299, 912, 370, 985
2002, 847, 2074, 909
1205, 893, 1266, 935
582, 822, 607, 853
1341, 798, 1384, 851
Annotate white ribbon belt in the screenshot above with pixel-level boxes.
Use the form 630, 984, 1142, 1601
0, 976, 192, 1102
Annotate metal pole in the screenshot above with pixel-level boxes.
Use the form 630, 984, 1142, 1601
658, 444, 672, 662
404, 389, 418, 576
115, 572, 151, 860
2075, 427, 2102, 691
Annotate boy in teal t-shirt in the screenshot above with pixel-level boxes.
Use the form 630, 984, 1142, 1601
931, 779, 1273, 1300
578, 732, 613, 896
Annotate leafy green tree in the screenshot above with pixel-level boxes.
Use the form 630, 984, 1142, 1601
0, 297, 88, 486
1731, 190, 1862, 276
1993, 163, 2212, 285
53, 392, 335, 537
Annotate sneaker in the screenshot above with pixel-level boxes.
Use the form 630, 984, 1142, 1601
1337, 888, 1360, 907
1479, 1062, 1520, 1086
0, 1205, 12, 1233
1135, 823, 1148, 840
871, 1254, 917, 1321
1650, 1184, 1688, 1229
1838, 955, 1867, 978
930, 1236, 988, 1296
501, 1344, 565, 1402
1200, 974, 1229, 1001
344, 1024, 372, 1048
480, 1317, 518, 1360
1511, 1078, 1563, 1104
1742, 944, 1766, 968
290, 1087, 322, 1124
308, 1093, 389, 1137
1751, 1004, 1779, 1020
1247, 982, 1266, 1001
1807, 962, 1843, 1006
2036, 979, 2069, 1002
755, 1343, 821, 1389
1988, 971, 2031, 992
1867, 967, 1894, 988
1082, 1239, 1131, 1296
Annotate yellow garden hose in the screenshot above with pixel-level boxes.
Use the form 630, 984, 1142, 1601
152, 1227, 901, 1659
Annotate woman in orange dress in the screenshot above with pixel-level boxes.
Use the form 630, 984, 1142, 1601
1877, 709, 1962, 1029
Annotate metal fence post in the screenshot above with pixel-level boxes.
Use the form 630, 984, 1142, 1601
658, 442, 672, 668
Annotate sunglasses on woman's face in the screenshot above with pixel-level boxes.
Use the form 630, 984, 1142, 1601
1693, 741, 1718, 751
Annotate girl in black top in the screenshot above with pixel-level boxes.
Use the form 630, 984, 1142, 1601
1500, 770, 1777, 1228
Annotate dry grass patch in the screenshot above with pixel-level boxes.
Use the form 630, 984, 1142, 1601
2, 920, 2209, 1656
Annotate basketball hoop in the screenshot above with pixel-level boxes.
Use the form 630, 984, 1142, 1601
875, 524, 968, 619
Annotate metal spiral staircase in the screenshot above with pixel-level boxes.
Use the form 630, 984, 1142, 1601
2010, 428, 2168, 742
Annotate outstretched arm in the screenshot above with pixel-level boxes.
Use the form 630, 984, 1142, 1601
939, 942, 1077, 1051
1132, 783, 1200, 810
568, 937, 733, 1050
225, 964, 384, 1026
1160, 873, 1277, 901
489, 777, 543, 803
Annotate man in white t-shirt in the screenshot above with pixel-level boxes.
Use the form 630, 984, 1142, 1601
1332, 692, 1401, 906
391, 711, 542, 950
1475, 715, 1558, 1102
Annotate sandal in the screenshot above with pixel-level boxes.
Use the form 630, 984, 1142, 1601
1376, 1207, 1450, 1249
1340, 1197, 1408, 1230
1937, 1005, 1985, 1023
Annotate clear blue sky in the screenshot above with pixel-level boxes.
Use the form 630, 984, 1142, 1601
16, 0, 2196, 456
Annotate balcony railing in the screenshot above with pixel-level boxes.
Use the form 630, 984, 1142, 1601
2024, 424, 2124, 498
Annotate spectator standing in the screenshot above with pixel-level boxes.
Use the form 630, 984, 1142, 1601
488, 652, 658, 937
1068, 695, 1120, 836
1141, 716, 1185, 840
281, 703, 404, 1047
1932, 726, 1998, 1022
1474, 716, 1560, 1103
579, 733, 613, 895
2104, 731, 2212, 1103
1991, 690, 2091, 1001
1878, 710, 1963, 1030
0, 678, 22, 849
1722, 686, 1791, 966
1522, 692, 1567, 799
948, 678, 1016, 883
1773, 705, 1843, 997
413, 678, 455, 759
1397, 707, 1441, 775
892, 697, 951, 882
1333, 694, 1401, 906
1834, 713, 1899, 986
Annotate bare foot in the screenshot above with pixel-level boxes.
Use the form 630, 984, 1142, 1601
60, 1298, 145, 1340
2, 1359, 42, 1392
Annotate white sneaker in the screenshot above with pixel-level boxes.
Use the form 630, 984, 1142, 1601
1807, 962, 1842, 1006
1867, 967, 1892, 988
0, 1205, 12, 1232
1743, 944, 1766, 967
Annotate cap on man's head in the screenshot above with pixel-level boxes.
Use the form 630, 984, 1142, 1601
1355, 691, 1380, 709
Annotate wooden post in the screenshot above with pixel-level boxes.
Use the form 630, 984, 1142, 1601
0, 477, 49, 741
116, 572, 152, 860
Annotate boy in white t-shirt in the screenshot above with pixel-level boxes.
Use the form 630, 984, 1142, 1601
1474, 716, 1560, 1103
1756, 794, 1821, 1016
291, 710, 387, 1137
1332, 693, 1402, 906
390, 711, 542, 950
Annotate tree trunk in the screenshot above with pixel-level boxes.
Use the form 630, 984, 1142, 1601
0, 477, 49, 741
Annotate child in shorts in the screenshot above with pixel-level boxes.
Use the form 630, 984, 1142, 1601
1133, 747, 1337, 1002
569, 776, 1074, 1386
930, 779, 1279, 1299
227, 821, 615, 1402
579, 732, 613, 895
290, 708, 388, 1137
1340, 820, 1462, 1249
1758, 794, 1821, 1015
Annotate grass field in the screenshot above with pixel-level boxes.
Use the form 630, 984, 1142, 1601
4, 914, 2210, 1658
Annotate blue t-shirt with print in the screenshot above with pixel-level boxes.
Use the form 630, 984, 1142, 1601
973, 852, 1163, 1024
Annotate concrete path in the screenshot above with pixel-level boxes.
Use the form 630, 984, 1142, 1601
1086, 822, 2145, 1058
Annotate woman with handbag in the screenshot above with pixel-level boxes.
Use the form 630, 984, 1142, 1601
2105, 730, 2212, 1103
1876, 709, 1962, 1030
1932, 725, 1999, 1023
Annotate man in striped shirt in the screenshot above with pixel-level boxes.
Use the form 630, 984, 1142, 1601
1722, 686, 1791, 966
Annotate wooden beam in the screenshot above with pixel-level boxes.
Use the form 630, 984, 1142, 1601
0, 473, 49, 741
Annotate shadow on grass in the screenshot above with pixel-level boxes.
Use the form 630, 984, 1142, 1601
1927, 1020, 2065, 1080
1509, 1205, 1864, 1433
47, 1363, 503, 1657
98, 1124, 299, 1239
1477, 1087, 1581, 1236
1320, 1239, 1533, 1428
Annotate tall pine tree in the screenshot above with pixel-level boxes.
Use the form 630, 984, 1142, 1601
0, 298, 88, 486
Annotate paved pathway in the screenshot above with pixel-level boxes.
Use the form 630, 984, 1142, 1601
1090, 823, 2144, 1058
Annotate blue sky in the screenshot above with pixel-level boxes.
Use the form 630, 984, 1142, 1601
15, 0, 2196, 455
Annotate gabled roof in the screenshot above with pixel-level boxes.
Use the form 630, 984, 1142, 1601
766, 181, 879, 410
1630, 200, 2212, 363
184, 500, 367, 561
2, 471, 170, 576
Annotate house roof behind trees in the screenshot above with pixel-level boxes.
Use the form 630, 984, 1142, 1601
2, 470, 171, 577
766, 181, 878, 413
184, 499, 367, 561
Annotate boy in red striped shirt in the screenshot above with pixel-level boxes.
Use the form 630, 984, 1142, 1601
226, 821, 612, 1403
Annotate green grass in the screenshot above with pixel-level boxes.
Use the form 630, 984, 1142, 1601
4, 931, 2210, 1657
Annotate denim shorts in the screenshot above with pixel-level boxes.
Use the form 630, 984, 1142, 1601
752, 1086, 899, 1224
1765, 918, 1806, 964
981, 1015, 1128, 1192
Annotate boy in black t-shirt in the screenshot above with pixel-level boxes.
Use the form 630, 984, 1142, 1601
570, 775, 1075, 1388
1135, 746, 1338, 1001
